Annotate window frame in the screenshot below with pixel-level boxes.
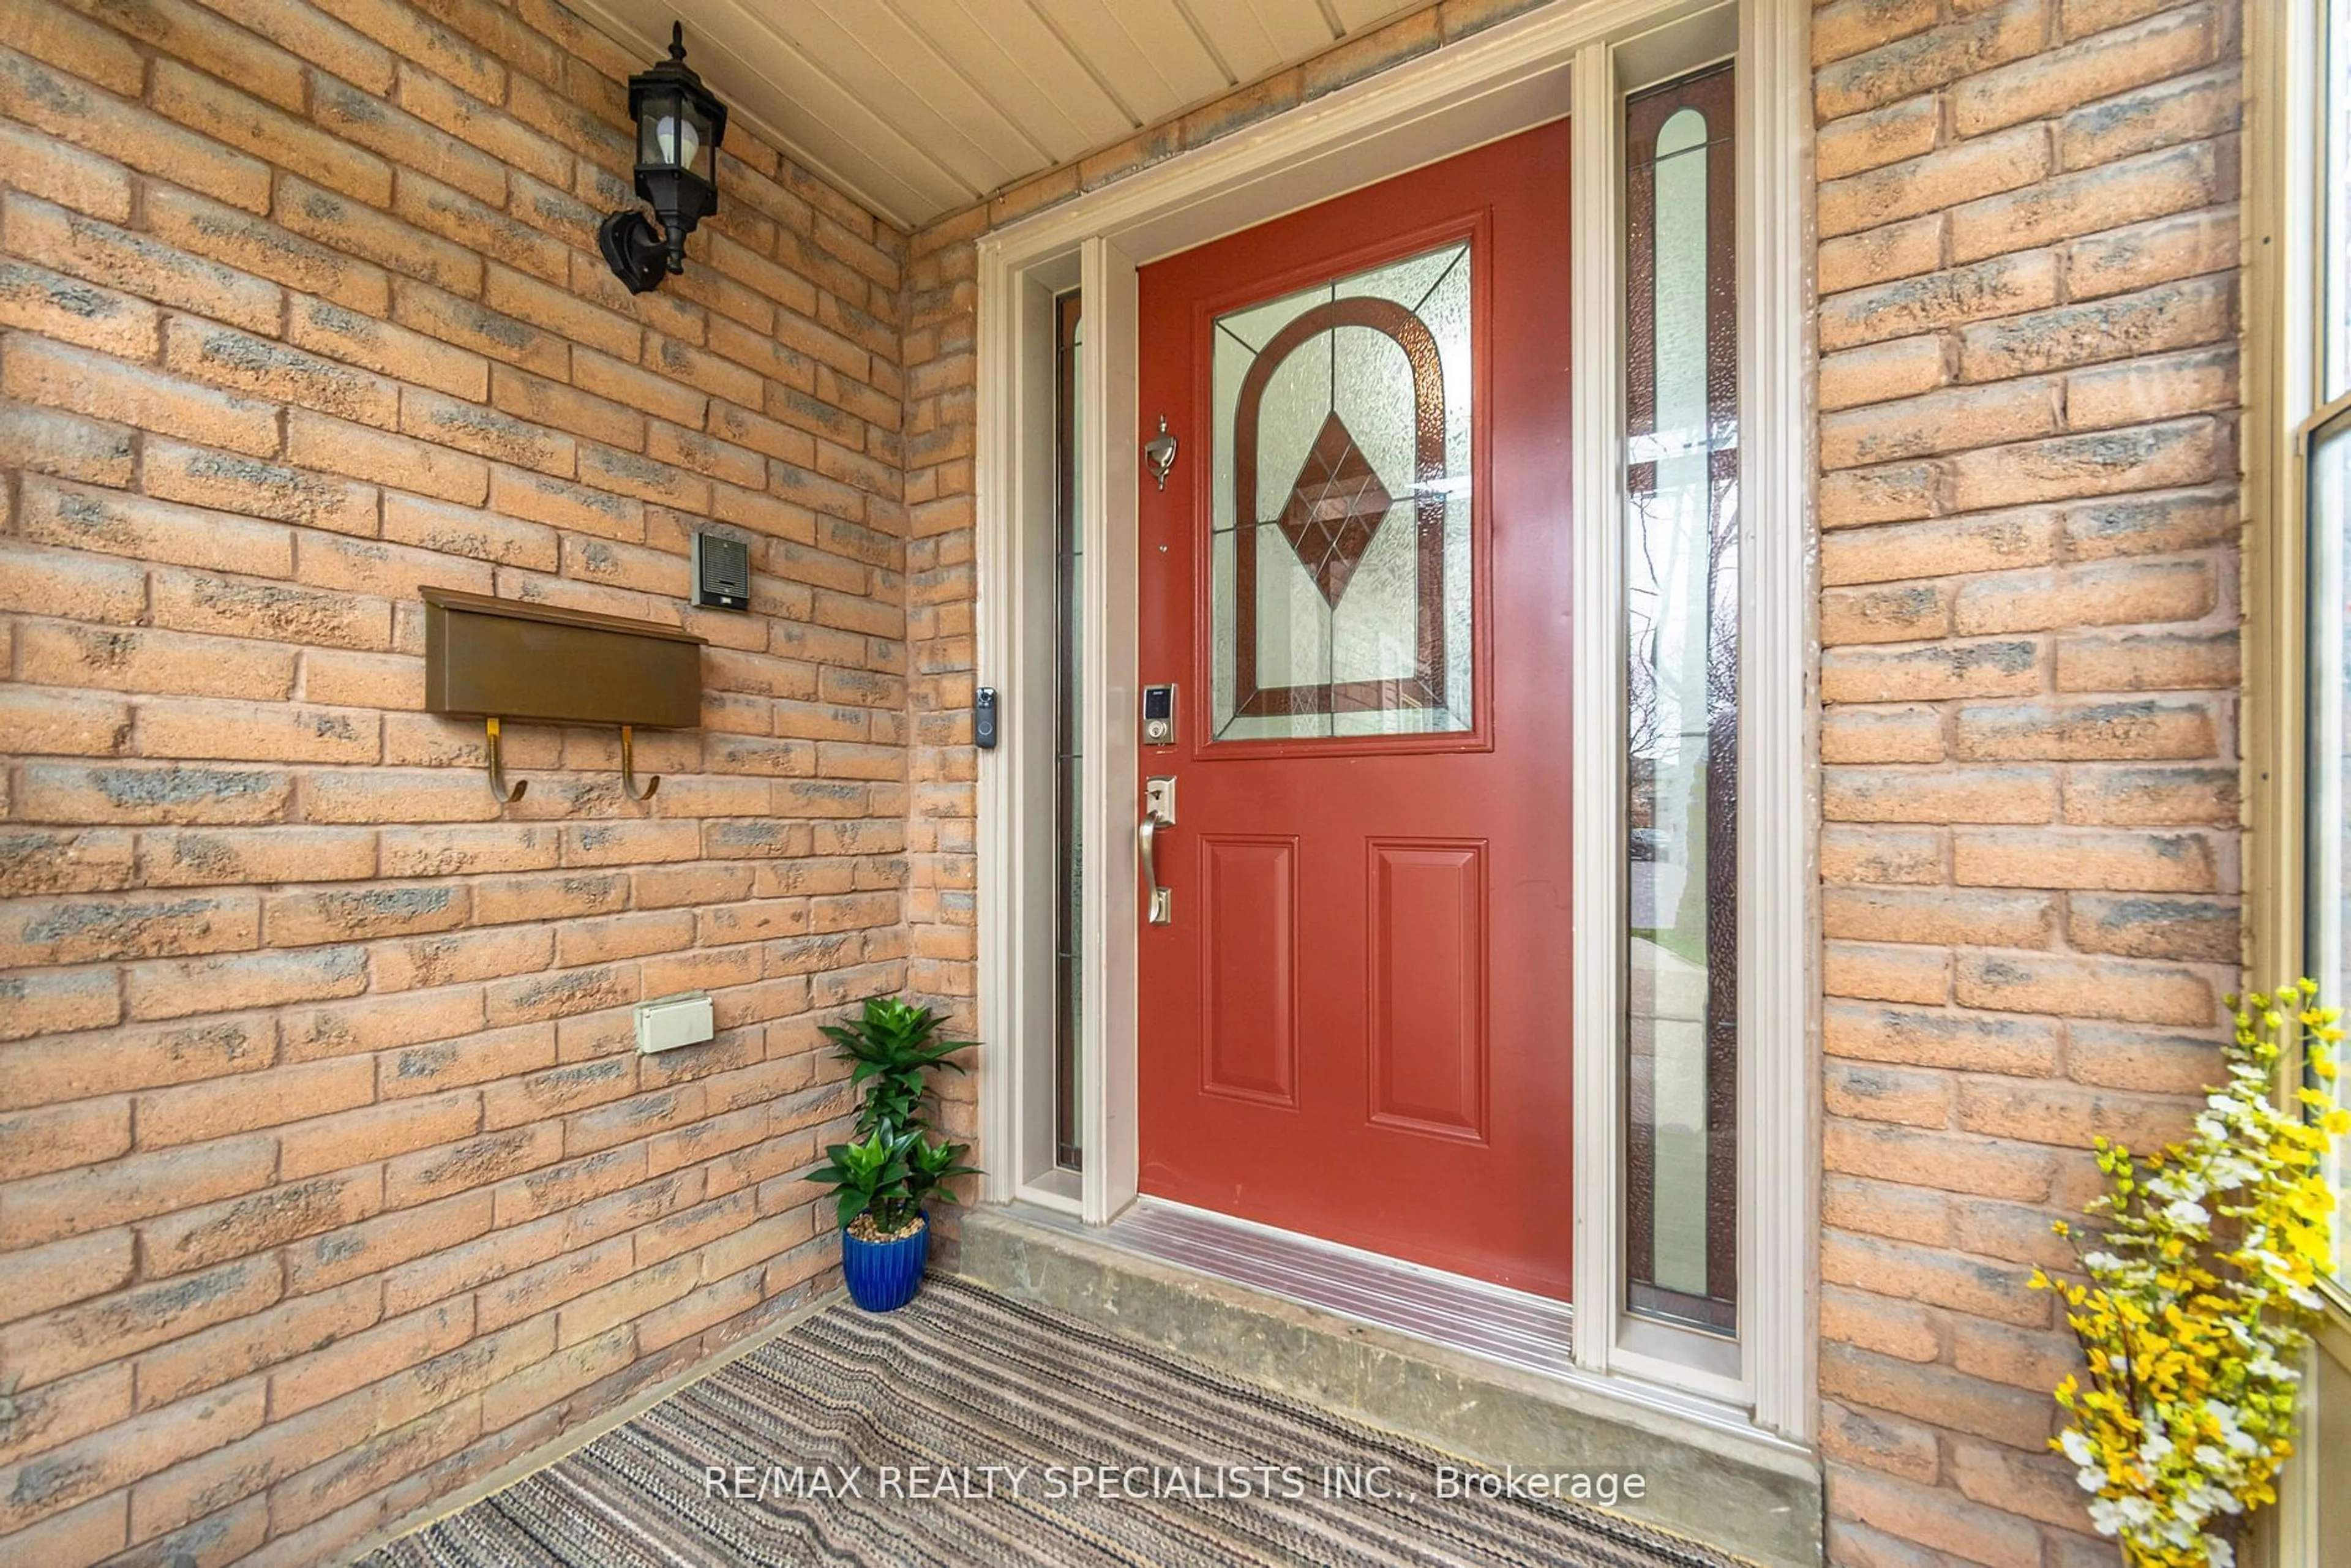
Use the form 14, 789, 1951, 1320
2246, 0, 2351, 1325
2244, 0, 2351, 1557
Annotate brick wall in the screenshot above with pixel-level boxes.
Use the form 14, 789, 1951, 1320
0, 1, 910, 1562
1813, 0, 2241, 1562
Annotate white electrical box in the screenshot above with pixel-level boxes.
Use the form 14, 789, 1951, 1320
634, 991, 714, 1054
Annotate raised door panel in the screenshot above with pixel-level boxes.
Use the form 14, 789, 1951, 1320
1367, 839, 1487, 1139
1199, 835, 1299, 1105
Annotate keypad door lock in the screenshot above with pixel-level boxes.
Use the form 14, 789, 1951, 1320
1142, 683, 1176, 746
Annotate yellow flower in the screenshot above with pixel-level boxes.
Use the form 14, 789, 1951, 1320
2038, 980, 2341, 1568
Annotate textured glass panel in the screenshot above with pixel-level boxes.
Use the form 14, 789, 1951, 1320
2309, 424, 2351, 1264
1624, 73, 1738, 1337
1208, 242, 1473, 741
1055, 296, 1084, 1169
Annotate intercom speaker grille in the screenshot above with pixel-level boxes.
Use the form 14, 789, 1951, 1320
692, 532, 751, 610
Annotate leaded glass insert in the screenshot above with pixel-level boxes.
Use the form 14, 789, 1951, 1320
1209, 242, 1473, 742
1624, 66, 1739, 1338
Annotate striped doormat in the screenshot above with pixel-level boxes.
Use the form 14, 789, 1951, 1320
358, 1275, 1749, 1567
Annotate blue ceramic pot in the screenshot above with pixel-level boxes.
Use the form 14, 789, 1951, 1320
841, 1210, 929, 1311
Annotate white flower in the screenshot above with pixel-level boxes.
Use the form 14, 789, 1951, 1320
2060, 1429, 2098, 1469
2164, 1198, 2211, 1227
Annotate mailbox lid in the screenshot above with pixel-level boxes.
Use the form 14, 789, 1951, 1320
422, 588, 705, 729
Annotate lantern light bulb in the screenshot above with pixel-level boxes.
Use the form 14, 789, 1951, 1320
655, 114, 699, 168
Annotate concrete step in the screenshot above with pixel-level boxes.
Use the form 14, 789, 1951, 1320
958, 1203, 1822, 1568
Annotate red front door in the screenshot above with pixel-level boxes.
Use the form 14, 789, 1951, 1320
1135, 122, 1575, 1297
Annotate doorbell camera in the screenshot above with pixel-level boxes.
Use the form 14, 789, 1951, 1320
975, 687, 999, 750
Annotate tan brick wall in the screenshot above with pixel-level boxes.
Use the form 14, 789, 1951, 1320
0, 1, 910, 1562
1813, 0, 2241, 1562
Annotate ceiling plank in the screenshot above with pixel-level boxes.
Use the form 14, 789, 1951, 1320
912, 0, 1133, 160
1174, 0, 1282, 86
781, 0, 1037, 192
1027, 0, 1226, 119
1237, 0, 1342, 60
1330, 0, 1425, 36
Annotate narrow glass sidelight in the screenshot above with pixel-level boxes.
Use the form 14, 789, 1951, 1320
1055, 291, 1085, 1170
2310, 413, 2351, 1244
1623, 65, 1739, 1336
1207, 241, 1475, 743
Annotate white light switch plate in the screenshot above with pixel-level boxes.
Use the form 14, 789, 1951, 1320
635, 991, 713, 1054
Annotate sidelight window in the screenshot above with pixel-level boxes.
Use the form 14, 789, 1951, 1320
1622, 64, 1739, 1337
1055, 290, 1084, 1170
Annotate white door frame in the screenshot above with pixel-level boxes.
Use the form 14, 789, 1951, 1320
972, 0, 1816, 1442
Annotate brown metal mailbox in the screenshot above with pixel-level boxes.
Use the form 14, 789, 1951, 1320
422, 588, 705, 729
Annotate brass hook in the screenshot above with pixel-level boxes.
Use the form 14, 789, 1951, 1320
484, 716, 527, 805
619, 724, 659, 801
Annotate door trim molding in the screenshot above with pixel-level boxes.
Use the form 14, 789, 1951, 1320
974, 0, 1815, 1441
1733, 0, 1820, 1444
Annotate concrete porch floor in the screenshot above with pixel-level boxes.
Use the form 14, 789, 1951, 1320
957, 1206, 1823, 1568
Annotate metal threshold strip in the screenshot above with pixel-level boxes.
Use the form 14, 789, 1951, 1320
1056, 1198, 1576, 1378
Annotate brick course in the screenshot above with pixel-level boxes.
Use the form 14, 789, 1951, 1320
0, 1, 907, 1562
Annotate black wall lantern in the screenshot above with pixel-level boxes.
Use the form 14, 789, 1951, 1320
598, 23, 729, 295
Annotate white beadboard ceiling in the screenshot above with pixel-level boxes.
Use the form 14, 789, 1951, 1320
567, 0, 1436, 231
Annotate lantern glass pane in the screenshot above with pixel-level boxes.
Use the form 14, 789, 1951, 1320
638, 91, 694, 170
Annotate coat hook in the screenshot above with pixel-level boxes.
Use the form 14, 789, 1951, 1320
619, 724, 660, 801
484, 716, 527, 805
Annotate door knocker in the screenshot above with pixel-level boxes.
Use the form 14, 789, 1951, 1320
1145, 415, 1179, 491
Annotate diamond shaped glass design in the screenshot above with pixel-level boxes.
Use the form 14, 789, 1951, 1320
1209, 241, 1473, 743
1280, 411, 1394, 607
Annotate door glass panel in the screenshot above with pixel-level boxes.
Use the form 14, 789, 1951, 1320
1209, 241, 1473, 742
1624, 67, 1739, 1337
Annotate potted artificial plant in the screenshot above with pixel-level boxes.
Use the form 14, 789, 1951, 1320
808, 997, 980, 1312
